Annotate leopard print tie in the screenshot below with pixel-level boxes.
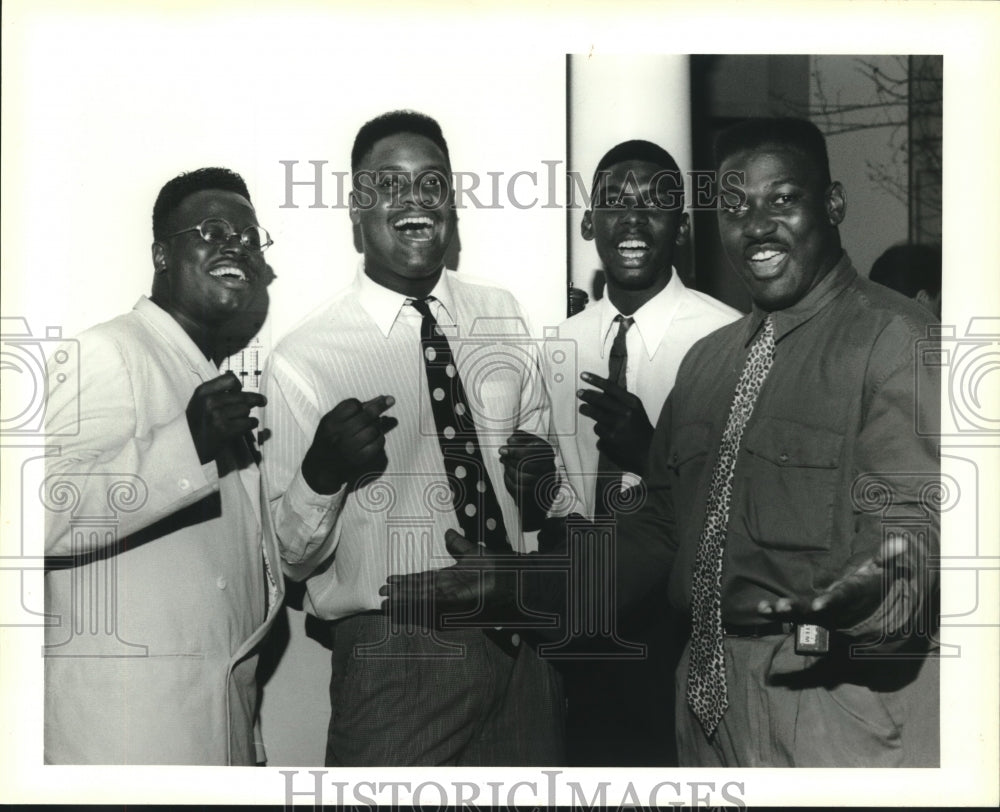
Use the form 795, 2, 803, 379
686, 315, 775, 736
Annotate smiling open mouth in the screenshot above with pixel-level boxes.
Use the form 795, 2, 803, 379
209, 266, 249, 283
394, 215, 435, 242
617, 238, 649, 260
747, 247, 788, 277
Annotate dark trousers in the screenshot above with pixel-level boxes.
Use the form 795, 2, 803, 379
324, 613, 565, 766
561, 590, 683, 766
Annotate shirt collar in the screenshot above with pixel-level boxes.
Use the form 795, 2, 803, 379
598, 268, 685, 360
355, 260, 456, 338
741, 252, 857, 346
133, 296, 219, 377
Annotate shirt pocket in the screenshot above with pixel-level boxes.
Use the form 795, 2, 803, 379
667, 422, 713, 476
740, 416, 843, 551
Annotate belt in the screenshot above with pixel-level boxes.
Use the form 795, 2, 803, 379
338, 612, 522, 658
722, 621, 794, 637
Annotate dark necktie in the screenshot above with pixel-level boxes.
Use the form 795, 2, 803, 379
687, 315, 776, 736
408, 297, 512, 553
594, 314, 634, 518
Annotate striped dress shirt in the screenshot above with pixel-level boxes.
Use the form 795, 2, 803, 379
261, 265, 549, 620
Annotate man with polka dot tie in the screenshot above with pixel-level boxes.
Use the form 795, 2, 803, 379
262, 110, 564, 766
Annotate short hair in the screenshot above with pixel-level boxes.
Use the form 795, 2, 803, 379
870, 243, 942, 297
591, 139, 682, 196
714, 117, 832, 186
152, 167, 252, 240
351, 110, 451, 174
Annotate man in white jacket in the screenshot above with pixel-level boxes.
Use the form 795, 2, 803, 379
43, 167, 283, 765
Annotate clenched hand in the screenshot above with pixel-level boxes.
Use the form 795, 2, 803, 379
186, 372, 267, 464
301, 395, 397, 494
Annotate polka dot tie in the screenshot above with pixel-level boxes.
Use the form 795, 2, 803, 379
594, 315, 633, 518
408, 297, 512, 553
686, 315, 775, 736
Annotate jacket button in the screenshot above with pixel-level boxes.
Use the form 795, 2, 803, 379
779, 453, 789, 463
216, 576, 227, 590
178, 478, 190, 490
511, 633, 521, 647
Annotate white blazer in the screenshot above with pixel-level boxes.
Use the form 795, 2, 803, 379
43, 296, 283, 765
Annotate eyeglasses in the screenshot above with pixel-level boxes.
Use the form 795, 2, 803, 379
163, 218, 274, 253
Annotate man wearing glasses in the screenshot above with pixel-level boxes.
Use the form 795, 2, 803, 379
43, 167, 283, 765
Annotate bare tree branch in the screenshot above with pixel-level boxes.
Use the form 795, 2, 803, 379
768, 55, 942, 226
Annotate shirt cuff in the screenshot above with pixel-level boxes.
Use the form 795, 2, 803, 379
286, 466, 342, 511
275, 468, 344, 571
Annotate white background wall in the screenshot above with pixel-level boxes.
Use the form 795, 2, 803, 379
5, 7, 569, 344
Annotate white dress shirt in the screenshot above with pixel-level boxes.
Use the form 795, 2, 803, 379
549, 269, 741, 518
262, 265, 549, 620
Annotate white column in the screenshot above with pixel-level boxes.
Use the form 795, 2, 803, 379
567, 55, 692, 294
